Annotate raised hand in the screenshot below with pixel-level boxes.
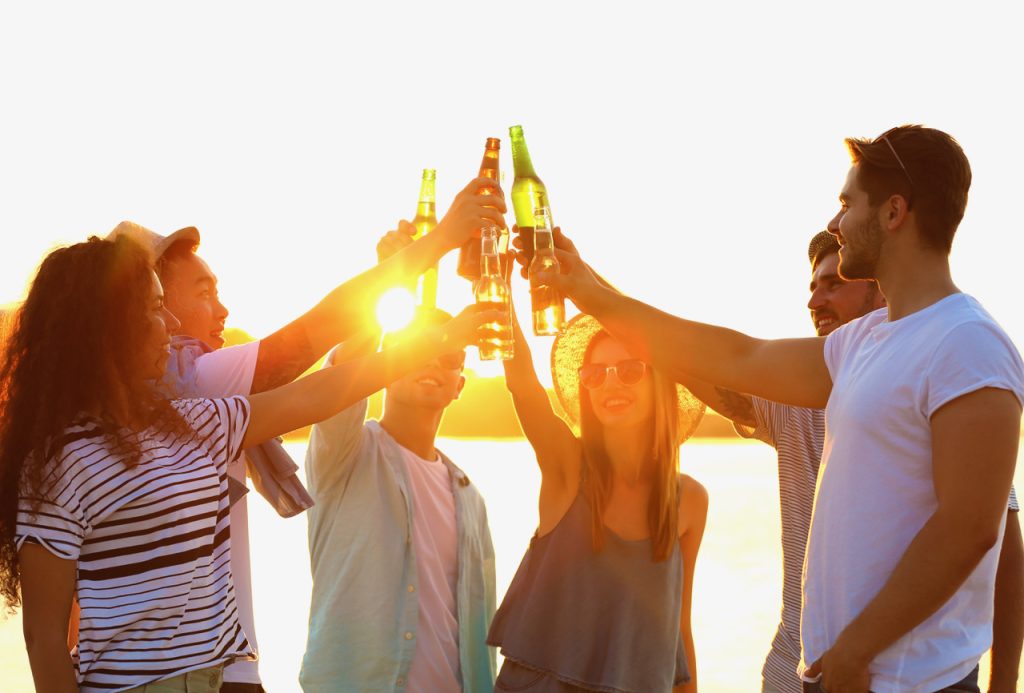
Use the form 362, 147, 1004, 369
511, 225, 576, 279
376, 220, 417, 263
434, 176, 508, 251
436, 303, 506, 352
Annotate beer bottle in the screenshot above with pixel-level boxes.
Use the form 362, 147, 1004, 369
457, 137, 502, 281
473, 225, 514, 360
528, 207, 565, 336
412, 168, 439, 309
509, 125, 550, 264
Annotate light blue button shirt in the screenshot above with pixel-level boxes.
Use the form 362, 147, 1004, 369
300, 397, 496, 693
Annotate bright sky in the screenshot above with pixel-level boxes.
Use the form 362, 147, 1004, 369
3, 2, 1023, 385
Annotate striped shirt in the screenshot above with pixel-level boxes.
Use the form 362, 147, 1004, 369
16, 397, 253, 693
739, 398, 1020, 693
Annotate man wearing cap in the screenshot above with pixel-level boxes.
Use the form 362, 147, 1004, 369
298, 229, 496, 693
539, 125, 1024, 692
676, 230, 1022, 693
106, 175, 505, 692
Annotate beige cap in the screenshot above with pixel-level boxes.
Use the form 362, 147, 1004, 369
106, 221, 200, 261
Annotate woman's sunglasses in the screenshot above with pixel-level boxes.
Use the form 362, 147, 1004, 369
578, 359, 648, 389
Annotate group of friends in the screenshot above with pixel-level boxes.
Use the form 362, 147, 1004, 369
0, 124, 1021, 693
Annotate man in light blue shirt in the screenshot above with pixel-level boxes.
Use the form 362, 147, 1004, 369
300, 230, 496, 693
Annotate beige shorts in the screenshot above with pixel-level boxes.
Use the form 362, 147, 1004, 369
121, 666, 224, 693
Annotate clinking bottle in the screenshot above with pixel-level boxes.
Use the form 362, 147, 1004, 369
473, 225, 514, 360
509, 125, 550, 265
412, 168, 439, 309
457, 137, 503, 281
528, 207, 565, 336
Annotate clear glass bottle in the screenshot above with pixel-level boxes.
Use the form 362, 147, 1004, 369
474, 225, 514, 360
528, 207, 565, 336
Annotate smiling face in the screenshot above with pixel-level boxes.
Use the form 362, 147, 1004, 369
160, 252, 229, 349
807, 251, 882, 336
141, 270, 181, 381
583, 335, 654, 429
385, 352, 466, 412
827, 165, 886, 281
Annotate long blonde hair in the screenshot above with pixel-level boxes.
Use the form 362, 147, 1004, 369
578, 332, 680, 561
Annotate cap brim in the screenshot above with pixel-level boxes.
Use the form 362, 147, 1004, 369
156, 226, 200, 259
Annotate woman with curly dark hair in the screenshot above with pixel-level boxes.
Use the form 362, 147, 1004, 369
0, 235, 495, 693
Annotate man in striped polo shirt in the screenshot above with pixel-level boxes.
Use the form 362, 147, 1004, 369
682, 230, 1022, 693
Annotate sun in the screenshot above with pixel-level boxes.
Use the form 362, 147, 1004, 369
375, 287, 417, 334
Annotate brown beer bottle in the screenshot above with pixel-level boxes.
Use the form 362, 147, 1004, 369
457, 137, 501, 281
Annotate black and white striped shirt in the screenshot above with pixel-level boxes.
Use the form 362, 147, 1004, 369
16, 397, 253, 693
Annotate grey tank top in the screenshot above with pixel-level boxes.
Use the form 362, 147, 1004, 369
487, 489, 690, 692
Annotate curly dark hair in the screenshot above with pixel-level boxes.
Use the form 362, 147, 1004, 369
0, 235, 191, 610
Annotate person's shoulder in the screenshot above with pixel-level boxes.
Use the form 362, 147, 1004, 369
677, 473, 709, 524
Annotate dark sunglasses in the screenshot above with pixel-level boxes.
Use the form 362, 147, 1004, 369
578, 359, 648, 389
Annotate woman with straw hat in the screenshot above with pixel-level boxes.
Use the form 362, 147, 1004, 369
487, 305, 707, 692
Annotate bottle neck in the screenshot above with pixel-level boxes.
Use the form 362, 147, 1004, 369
533, 227, 555, 253
510, 134, 537, 178
416, 179, 436, 220
480, 229, 502, 277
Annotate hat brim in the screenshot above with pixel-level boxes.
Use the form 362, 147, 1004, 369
155, 226, 200, 259
551, 314, 705, 445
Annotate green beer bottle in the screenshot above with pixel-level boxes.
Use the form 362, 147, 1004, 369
412, 168, 439, 309
509, 125, 550, 264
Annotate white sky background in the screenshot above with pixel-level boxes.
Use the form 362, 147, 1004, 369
2, 1, 1022, 384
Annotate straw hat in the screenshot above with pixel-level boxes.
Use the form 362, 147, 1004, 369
106, 221, 200, 261
551, 314, 706, 444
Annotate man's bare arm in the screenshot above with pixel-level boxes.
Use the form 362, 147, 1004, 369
248, 176, 505, 392
991, 510, 1024, 692
538, 249, 832, 409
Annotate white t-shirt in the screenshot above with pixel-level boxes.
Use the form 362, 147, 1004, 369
801, 294, 1024, 693
188, 341, 262, 685
399, 445, 462, 693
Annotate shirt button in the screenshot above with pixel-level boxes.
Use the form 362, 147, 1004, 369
404, 631, 414, 640
397, 677, 405, 687
407, 584, 415, 593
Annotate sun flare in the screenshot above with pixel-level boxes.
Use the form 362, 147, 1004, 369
375, 287, 417, 334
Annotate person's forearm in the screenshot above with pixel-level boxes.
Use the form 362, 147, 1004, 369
245, 326, 451, 447
26, 636, 77, 692
589, 289, 760, 393
832, 509, 1002, 668
302, 231, 452, 352
991, 512, 1023, 692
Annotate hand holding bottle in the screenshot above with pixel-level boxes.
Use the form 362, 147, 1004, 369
531, 245, 610, 317
376, 220, 418, 263
511, 225, 576, 279
434, 176, 507, 252
433, 303, 508, 353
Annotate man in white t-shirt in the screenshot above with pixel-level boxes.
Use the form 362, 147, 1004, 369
300, 231, 496, 693
106, 176, 505, 692
679, 230, 1022, 693
540, 125, 1024, 693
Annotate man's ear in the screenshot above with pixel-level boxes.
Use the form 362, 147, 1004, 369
453, 374, 467, 400
884, 193, 911, 230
